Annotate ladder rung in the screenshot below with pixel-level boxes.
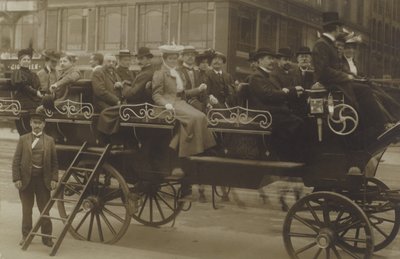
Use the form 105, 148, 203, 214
61, 181, 86, 187
52, 198, 79, 203
80, 151, 101, 156
70, 166, 94, 173
41, 215, 66, 221
30, 232, 57, 239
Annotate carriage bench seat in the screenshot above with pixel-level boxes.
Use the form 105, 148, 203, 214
186, 156, 305, 171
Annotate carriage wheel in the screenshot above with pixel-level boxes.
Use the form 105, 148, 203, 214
350, 178, 400, 252
131, 180, 184, 227
57, 161, 131, 244
283, 191, 374, 259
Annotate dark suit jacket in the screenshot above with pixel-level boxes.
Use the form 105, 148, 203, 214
292, 67, 315, 90
116, 66, 136, 85
247, 67, 293, 112
12, 133, 58, 191
122, 64, 155, 104
205, 69, 236, 107
271, 65, 298, 89
92, 66, 123, 111
178, 65, 206, 106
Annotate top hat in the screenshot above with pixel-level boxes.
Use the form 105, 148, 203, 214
116, 49, 134, 57
158, 44, 185, 54
17, 48, 33, 60
181, 45, 199, 55
30, 111, 45, 121
276, 47, 293, 58
42, 49, 61, 61
296, 46, 312, 56
135, 47, 154, 59
322, 12, 343, 27
254, 47, 276, 60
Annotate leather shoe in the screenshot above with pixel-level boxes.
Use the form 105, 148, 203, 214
42, 239, 54, 247
19, 236, 27, 246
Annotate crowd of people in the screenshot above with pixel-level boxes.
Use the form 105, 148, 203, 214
7, 11, 400, 161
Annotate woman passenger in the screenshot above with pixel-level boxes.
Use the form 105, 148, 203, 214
152, 44, 216, 157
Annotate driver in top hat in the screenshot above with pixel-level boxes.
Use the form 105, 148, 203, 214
312, 12, 391, 142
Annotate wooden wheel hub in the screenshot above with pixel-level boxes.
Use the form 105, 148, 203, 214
82, 196, 101, 212
316, 228, 335, 249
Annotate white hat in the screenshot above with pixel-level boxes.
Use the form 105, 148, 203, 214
158, 44, 184, 54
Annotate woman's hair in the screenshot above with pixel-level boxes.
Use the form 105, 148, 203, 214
162, 53, 179, 60
60, 53, 77, 63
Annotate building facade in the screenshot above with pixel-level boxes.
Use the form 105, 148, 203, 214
0, 0, 398, 78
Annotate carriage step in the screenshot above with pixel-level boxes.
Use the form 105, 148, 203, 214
41, 215, 66, 221
29, 233, 57, 239
80, 151, 102, 156
70, 166, 94, 173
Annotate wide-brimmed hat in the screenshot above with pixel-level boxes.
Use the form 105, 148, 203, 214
181, 45, 199, 55
116, 49, 134, 57
296, 46, 312, 56
322, 12, 343, 27
30, 111, 45, 121
276, 47, 293, 58
345, 35, 362, 48
42, 49, 61, 61
253, 47, 276, 60
159, 44, 185, 54
135, 47, 154, 59
17, 48, 33, 60
195, 50, 214, 65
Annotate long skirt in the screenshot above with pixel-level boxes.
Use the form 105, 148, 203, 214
170, 100, 216, 157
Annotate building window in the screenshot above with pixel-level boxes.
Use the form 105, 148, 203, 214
98, 6, 125, 50
15, 14, 38, 50
237, 7, 257, 52
286, 20, 302, 52
0, 23, 12, 52
138, 4, 169, 49
181, 2, 214, 49
259, 11, 278, 50
61, 9, 87, 51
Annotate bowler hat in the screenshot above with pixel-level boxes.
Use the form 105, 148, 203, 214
30, 111, 45, 121
116, 49, 134, 57
322, 12, 343, 27
254, 47, 276, 60
276, 47, 293, 58
42, 49, 61, 61
18, 48, 33, 60
182, 46, 199, 55
135, 47, 154, 59
296, 46, 312, 56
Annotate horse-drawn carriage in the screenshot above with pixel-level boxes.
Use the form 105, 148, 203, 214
1, 77, 400, 259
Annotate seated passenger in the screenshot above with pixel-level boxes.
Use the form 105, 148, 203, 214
122, 47, 155, 104
92, 54, 123, 111
11, 47, 42, 112
178, 46, 208, 112
247, 47, 306, 161
37, 49, 61, 93
152, 44, 216, 157
83, 52, 103, 79
205, 50, 237, 108
293, 46, 314, 90
195, 50, 212, 84
116, 50, 136, 87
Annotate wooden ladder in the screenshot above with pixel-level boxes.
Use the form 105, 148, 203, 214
21, 141, 111, 256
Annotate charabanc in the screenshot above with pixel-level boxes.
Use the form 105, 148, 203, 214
1, 77, 400, 259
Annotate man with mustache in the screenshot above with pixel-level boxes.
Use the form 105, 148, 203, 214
12, 112, 58, 247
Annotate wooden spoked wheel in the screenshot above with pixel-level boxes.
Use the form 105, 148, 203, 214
131, 180, 184, 227
57, 161, 131, 244
283, 191, 374, 259
351, 178, 400, 252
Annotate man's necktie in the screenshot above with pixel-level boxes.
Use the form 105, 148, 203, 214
32, 134, 42, 149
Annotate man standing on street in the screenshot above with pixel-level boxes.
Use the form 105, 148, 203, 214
12, 112, 58, 247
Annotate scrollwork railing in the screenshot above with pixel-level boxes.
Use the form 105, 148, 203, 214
45, 99, 94, 119
207, 106, 272, 130
119, 103, 176, 124
0, 99, 22, 115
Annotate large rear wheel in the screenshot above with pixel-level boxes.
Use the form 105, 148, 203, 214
283, 191, 374, 259
57, 161, 131, 244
